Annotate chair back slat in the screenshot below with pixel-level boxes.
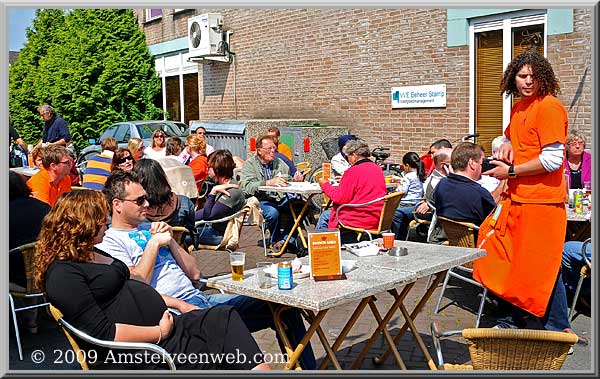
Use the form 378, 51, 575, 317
378, 191, 405, 232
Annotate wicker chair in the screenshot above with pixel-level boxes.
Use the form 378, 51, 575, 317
434, 216, 487, 327
8, 242, 49, 360
295, 161, 312, 177
430, 321, 578, 370
336, 191, 405, 241
569, 238, 591, 322
49, 304, 176, 370
193, 197, 268, 256
309, 168, 331, 211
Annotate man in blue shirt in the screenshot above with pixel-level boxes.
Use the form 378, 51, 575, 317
37, 104, 71, 148
433, 142, 496, 227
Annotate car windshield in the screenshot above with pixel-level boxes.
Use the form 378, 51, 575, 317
138, 123, 187, 139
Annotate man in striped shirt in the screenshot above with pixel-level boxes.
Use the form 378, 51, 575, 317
82, 137, 117, 190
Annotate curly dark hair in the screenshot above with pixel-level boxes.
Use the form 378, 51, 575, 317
500, 49, 560, 98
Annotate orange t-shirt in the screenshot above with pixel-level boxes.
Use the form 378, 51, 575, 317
277, 143, 293, 161
505, 95, 568, 203
188, 155, 208, 189
27, 169, 72, 206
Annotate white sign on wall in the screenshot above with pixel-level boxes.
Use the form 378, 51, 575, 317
391, 84, 446, 108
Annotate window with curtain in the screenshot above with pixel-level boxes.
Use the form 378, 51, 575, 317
475, 30, 504, 155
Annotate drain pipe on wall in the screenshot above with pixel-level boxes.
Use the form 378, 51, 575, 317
233, 54, 237, 120
224, 36, 238, 120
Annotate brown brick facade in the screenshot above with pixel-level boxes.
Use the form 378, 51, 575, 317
134, 8, 592, 161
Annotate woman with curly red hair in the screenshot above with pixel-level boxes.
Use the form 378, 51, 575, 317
34, 190, 269, 370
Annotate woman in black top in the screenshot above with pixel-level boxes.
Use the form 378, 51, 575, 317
34, 190, 270, 370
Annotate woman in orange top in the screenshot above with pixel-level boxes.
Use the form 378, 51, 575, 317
185, 134, 208, 190
474, 50, 571, 332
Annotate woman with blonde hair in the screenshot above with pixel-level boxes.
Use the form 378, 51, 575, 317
127, 138, 145, 161
33, 190, 270, 370
185, 134, 208, 190
144, 129, 167, 160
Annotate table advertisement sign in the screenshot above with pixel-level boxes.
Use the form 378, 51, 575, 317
308, 229, 344, 281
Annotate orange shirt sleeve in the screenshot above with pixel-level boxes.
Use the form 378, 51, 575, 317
27, 174, 51, 206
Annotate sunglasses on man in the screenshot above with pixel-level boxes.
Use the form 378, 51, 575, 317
119, 195, 148, 206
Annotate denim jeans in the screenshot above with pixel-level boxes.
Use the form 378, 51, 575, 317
496, 269, 571, 331
195, 224, 224, 246
316, 209, 331, 230
260, 198, 297, 246
561, 240, 592, 304
185, 291, 317, 369
392, 204, 417, 240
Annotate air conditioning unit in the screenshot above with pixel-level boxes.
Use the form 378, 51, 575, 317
188, 13, 226, 59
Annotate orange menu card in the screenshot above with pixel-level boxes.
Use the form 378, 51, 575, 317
322, 162, 331, 182
308, 229, 344, 281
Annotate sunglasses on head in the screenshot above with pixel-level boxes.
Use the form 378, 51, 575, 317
117, 156, 133, 164
119, 195, 148, 206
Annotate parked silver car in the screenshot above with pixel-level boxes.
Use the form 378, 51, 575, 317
76, 120, 189, 166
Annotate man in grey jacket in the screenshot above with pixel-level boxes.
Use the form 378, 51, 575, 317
241, 134, 304, 255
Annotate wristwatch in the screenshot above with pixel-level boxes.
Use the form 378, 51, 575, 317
508, 165, 517, 178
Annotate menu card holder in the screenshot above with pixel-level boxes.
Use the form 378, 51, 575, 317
308, 229, 345, 281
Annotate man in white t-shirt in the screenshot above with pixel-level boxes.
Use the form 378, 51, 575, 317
97, 170, 316, 369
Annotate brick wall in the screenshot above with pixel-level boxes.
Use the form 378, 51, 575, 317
135, 8, 593, 161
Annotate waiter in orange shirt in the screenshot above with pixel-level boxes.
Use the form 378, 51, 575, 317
474, 49, 572, 332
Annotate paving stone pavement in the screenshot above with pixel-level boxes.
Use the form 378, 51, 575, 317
8, 224, 592, 372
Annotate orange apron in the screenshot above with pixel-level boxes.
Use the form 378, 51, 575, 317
473, 197, 566, 317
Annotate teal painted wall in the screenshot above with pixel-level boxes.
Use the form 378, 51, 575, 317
447, 9, 574, 47
148, 37, 188, 56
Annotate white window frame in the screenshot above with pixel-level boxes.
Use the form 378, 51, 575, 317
145, 9, 163, 22
469, 10, 547, 133
155, 52, 198, 122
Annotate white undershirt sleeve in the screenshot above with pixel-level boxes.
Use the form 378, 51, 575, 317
539, 143, 565, 172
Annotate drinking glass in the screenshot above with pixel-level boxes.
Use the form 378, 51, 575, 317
230, 252, 245, 281
584, 181, 591, 198
256, 262, 272, 288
